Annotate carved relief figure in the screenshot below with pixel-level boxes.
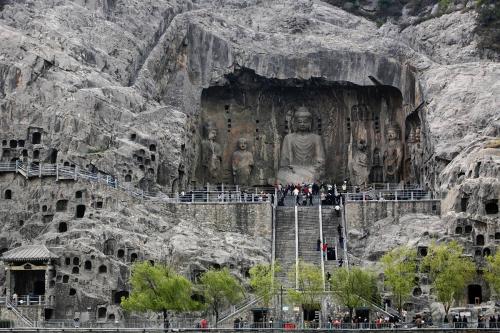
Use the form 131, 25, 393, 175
232, 138, 254, 186
383, 124, 403, 183
408, 126, 423, 184
349, 124, 370, 185
201, 121, 222, 184
369, 148, 384, 183
277, 107, 325, 184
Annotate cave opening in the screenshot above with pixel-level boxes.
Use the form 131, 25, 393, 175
198, 69, 413, 186
468, 284, 482, 304
75, 205, 85, 218
476, 234, 485, 246
114, 290, 129, 304
485, 200, 498, 214
32, 132, 41, 144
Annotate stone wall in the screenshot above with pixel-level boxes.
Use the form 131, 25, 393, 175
167, 203, 272, 239
345, 200, 441, 230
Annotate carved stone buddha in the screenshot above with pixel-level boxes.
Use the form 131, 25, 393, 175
277, 107, 325, 184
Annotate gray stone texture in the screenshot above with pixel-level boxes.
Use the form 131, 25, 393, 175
0, 0, 498, 323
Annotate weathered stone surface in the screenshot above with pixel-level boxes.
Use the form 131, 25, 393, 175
0, 0, 498, 323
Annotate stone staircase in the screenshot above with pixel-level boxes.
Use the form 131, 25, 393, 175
275, 207, 297, 287
274, 205, 345, 288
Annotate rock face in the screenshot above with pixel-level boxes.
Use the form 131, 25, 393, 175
0, 0, 498, 323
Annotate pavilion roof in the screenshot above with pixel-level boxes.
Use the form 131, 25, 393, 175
1, 245, 58, 262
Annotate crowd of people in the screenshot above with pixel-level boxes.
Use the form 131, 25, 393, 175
276, 181, 346, 209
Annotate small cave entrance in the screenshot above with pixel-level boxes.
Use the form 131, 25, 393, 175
98, 265, 107, 273
117, 249, 125, 258
33, 150, 40, 159
75, 205, 86, 218
460, 197, 469, 212
56, 200, 68, 212
17, 140, 25, 147
465, 225, 473, 234
413, 287, 422, 297
485, 200, 498, 215
198, 69, 408, 185
417, 246, 428, 257
468, 284, 482, 304
9, 140, 17, 148
149, 144, 156, 152
97, 307, 107, 319
483, 248, 491, 257
4, 189, 12, 199
114, 290, 129, 304
476, 234, 485, 246
32, 132, 41, 144
75, 191, 83, 199
103, 239, 116, 255
130, 253, 138, 262
84, 260, 92, 270
50, 149, 58, 164
455, 226, 463, 234
58, 222, 67, 233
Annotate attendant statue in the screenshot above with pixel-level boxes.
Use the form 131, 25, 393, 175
349, 125, 370, 185
201, 121, 222, 184
277, 107, 325, 184
232, 138, 254, 186
383, 124, 403, 183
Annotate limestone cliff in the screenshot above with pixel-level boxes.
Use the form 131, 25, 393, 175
0, 0, 498, 322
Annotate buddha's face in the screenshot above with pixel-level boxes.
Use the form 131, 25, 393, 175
238, 139, 247, 150
387, 128, 398, 140
208, 129, 217, 140
295, 116, 312, 132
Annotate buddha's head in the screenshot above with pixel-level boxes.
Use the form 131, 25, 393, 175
204, 121, 218, 140
237, 137, 248, 151
294, 107, 313, 132
387, 124, 400, 141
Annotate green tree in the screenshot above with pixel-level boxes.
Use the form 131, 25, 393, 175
330, 267, 376, 320
287, 261, 324, 312
421, 241, 475, 319
249, 263, 281, 307
485, 249, 500, 298
199, 268, 244, 326
381, 246, 417, 314
121, 261, 200, 327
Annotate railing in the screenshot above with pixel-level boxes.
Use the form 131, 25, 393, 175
217, 296, 263, 325
0, 162, 276, 204
4, 299, 34, 327
0, 295, 45, 306
345, 189, 432, 202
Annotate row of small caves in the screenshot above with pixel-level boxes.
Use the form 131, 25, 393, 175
0, 130, 159, 184
388, 245, 491, 312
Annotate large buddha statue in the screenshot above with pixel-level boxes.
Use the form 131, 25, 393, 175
277, 107, 325, 184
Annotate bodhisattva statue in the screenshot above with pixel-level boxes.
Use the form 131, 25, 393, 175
201, 122, 222, 184
349, 125, 370, 185
383, 124, 403, 183
277, 107, 325, 184
232, 138, 254, 186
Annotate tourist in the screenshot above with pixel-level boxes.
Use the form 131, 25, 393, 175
326, 271, 331, 282
200, 318, 208, 329
489, 316, 495, 328
334, 205, 341, 217
234, 317, 240, 328
308, 192, 313, 206
317, 238, 321, 251
322, 242, 328, 261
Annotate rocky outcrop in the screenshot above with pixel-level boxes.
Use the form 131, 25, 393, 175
0, 0, 498, 323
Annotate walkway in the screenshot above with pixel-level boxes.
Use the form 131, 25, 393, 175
0, 162, 275, 204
